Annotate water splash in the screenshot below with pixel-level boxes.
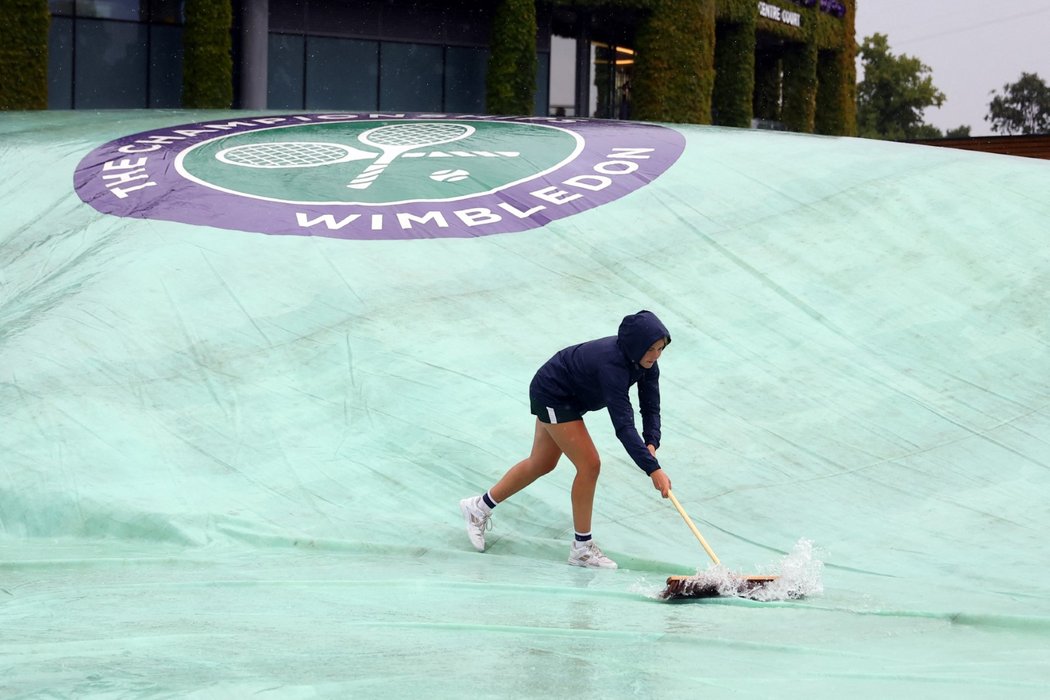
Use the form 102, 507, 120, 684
658, 538, 824, 601
744, 538, 824, 601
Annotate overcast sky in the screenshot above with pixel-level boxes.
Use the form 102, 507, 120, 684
854, 1, 1050, 135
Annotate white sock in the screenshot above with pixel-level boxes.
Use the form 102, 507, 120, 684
477, 491, 496, 514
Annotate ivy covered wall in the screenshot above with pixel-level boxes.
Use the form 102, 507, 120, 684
182, 0, 233, 109
488, 0, 539, 115
812, 0, 857, 136
634, 0, 715, 123
8, 0, 856, 133
546, 0, 855, 134
815, 46, 856, 136
0, 0, 49, 110
728, 0, 855, 133
782, 41, 818, 132
712, 17, 756, 127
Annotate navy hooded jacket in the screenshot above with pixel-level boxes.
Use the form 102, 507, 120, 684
529, 310, 671, 475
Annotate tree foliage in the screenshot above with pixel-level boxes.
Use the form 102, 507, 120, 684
986, 72, 1050, 135
855, 33, 944, 140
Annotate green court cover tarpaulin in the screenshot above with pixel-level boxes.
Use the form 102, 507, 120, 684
2, 111, 1049, 698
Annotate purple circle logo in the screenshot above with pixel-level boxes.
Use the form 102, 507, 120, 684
74, 113, 685, 240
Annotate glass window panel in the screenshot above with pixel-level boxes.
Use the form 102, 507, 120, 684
307, 0, 381, 38
268, 33, 305, 109
379, 0, 446, 42
444, 46, 486, 114
47, 17, 74, 108
592, 43, 614, 119
76, 0, 144, 21
548, 35, 575, 116
269, 0, 306, 33
149, 0, 184, 24
535, 3, 551, 52
379, 42, 442, 112
74, 18, 148, 108
306, 37, 378, 111
49, 0, 75, 16
149, 24, 183, 107
441, 2, 489, 45
534, 51, 550, 117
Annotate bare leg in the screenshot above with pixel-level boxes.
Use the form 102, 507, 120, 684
541, 420, 600, 534
488, 419, 563, 503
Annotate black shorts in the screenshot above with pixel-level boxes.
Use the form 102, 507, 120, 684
530, 398, 584, 424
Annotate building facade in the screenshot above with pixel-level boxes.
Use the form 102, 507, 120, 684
37, 0, 856, 134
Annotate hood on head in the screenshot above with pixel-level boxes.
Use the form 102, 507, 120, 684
617, 310, 671, 364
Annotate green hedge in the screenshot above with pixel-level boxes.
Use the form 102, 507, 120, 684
611, 0, 854, 131
3, 0, 855, 132
715, 0, 753, 23
813, 1, 856, 134
633, 0, 715, 123
0, 0, 49, 110
712, 18, 756, 127
815, 45, 855, 135
487, 0, 537, 115
182, 0, 233, 109
781, 41, 817, 132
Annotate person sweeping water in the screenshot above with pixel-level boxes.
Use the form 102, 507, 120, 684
459, 310, 672, 569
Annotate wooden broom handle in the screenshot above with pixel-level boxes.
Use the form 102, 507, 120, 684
667, 490, 721, 566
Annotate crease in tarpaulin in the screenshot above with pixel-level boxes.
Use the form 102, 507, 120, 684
3, 112, 1050, 695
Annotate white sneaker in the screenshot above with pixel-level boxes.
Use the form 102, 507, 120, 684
459, 496, 492, 552
568, 540, 618, 569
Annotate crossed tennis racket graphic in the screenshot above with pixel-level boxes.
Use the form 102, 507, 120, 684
214, 122, 516, 190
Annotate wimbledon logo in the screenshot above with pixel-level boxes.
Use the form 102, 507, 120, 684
74, 113, 686, 240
